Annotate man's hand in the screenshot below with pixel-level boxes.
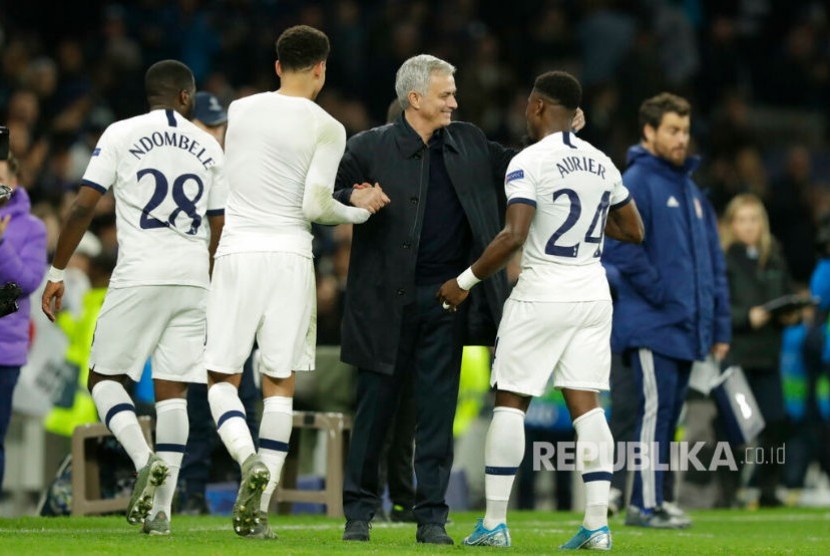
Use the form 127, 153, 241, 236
436, 278, 469, 312
350, 182, 390, 214
41, 281, 65, 322
0, 214, 10, 240
572, 108, 586, 133
710, 342, 730, 362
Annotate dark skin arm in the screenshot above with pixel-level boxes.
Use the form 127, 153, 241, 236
207, 213, 225, 277
605, 199, 644, 244
437, 203, 535, 309
41, 186, 103, 321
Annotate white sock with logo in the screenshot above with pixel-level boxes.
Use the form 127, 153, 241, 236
208, 381, 255, 464
483, 406, 525, 530
150, 398, 188, 519
91, 380, 152, 470
573, 408, 613, 530
258, 396, 293, 513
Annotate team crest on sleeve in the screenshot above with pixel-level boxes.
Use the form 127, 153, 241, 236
506, 169, 524, 183
92, 148, 101, 156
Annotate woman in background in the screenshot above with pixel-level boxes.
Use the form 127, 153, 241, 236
721, 193, 798, 507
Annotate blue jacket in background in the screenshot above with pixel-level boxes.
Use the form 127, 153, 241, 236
602, 145, 731, 361
0, 186, 47, 366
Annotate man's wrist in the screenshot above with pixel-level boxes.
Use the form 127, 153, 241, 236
46, 266, 66, 283
456, 267, 481, 291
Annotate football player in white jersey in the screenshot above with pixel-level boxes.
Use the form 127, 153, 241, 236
438, 71, 644, 550
203, 25, 388, 539
42, 60, 228, 535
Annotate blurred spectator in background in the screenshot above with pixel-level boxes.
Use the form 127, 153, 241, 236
768, 146, 818, 285
720, 193, 797, 507
0, 152, 47, 487
191, 91, 228, 147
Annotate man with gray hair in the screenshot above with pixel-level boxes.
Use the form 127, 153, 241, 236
334, 54, 584, 544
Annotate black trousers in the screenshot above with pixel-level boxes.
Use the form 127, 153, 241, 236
376, 368, 417, 510
343, 283, 465, 525
609, 352, 637, 500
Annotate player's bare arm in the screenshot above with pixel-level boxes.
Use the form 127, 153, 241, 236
437, 202, 535, 309
207, 213, 225, 277
41, 185, 103, 321
605, 198, 644, 244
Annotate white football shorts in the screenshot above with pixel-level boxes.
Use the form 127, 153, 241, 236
205, 251, 315, 378
89, 285, 207, 383
491, 298, 612, 396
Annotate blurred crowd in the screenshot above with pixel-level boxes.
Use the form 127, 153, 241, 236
2, 0, 830, 509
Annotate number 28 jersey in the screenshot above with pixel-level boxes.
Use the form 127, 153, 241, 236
81, 109, 229, 289
506, 131, 630, 302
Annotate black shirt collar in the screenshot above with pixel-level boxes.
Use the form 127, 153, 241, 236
394, 112, 459, 157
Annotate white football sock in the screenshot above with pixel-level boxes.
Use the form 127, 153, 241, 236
91, 380, 152, 470
258, 396, 293, 513
573, 407, 614, 530
208, 381, 256, 464
150, 398, 188, 519
483, 406, 525, 530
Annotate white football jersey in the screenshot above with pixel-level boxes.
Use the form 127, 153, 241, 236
506, 131, 630, 302
82, 109, 228, 289
217, 92, 348, 257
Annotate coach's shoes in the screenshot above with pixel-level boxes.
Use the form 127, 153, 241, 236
241, 511, 277, 540
463, 518, 511, 547
142, 511, 171, 536
625, 505, 689, 529
232, 454, 270, 537
416, 523, 454, 545
560, 525, 611, 550
342, 519, 370, 541
127, 454, 169, 526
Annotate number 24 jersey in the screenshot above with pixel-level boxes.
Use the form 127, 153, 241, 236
505, 131, 630, 302
81, 109, 229, 289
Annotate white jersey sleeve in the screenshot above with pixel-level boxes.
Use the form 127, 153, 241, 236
301, 116, 370, 225
207, 153, 229, 215
503, 154, 539, 208
608, 165, 631, 208
81, 126, 121, 193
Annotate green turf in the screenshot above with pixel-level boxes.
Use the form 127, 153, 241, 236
0, 509, 828, 555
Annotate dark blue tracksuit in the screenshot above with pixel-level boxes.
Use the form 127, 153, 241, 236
602, 145, 731, 511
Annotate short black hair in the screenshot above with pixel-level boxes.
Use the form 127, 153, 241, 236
639, 92, 691, 138
145, 60, 195, 102
533, 71, 582, 110
276, 25, 330, 71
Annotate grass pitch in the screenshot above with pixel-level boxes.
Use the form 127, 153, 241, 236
1, 508, 828, 555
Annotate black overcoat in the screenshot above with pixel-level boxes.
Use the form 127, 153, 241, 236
333, 114, 515, 374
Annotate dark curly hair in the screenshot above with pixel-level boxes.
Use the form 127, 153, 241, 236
533, 71, 582, 111
276, 25, 330, 71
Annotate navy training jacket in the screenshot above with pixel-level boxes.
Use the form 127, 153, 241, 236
602, 145, 731, 361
